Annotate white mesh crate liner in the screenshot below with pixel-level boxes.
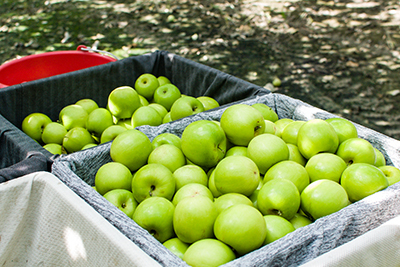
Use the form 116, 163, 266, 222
0, 171, 161, 267
51, 93, 400, 266
300, 214, 400, 267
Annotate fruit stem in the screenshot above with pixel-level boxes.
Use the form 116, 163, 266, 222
254, 125, 262, 134
271, 209, 283, 216
149, 229, 156, 236
149, 185, 156, 196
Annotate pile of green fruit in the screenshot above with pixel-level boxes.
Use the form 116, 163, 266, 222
94, 102, 400, 267
21, 73, 220, 154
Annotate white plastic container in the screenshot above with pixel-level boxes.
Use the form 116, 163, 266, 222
0, 171, 161, 267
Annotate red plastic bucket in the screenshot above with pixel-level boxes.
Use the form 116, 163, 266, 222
0, 45, 117, 88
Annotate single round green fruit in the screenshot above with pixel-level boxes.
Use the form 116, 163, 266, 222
274, 118, 293, 138
214, 193, 254, 214
374, 148, 386, 167
181, 120, 227, 169
257, 178, 301, 220
157, 76, 171, 86
264, 160, 310, 193
173, 196, 218, 244
153, 84, 182, 111
86, 108, 114, 141
22, 112, 52, 144
59, 104, 88, 131
220, 104, 266, 146
103, 189, 138, 218
163, 238, 189, 260
131, 105, 163, 128
138, 94, 149, 106
166, 14, 176, 23
163, 112, 172, 123
197, 96, 220, 111
183, 239, 236, 267
214, 204, 266, 256
326, 117, 358, 144
170, 96, 205, 121
379, 165, 400, 186
281, 120, 306, 145
41, 122, 67, 145
214, 155, 260, 196
251, 103, 279, 122
148, 144, 186, 173
249, 188, 260, 209
132, 196, 175, 243
208, 169, 222, 198
116, 118, 133, 129
297, 119, 339, 159
172, 183, 214, 206
135, 73, 160, 100
289, 213, 313, 229
173, 164, 208, 191
301, 179, 349, 220
225, 146, 248, 157
107, 86, 141, 120
152, 132, 182, 150
341, 163, 389, 202
75, 98, 99, 114
287, 143, 307, 166
264, 120, 277, 134
148, 103, 168, 119
336, 138, 376, 165
62, 127, 95, 153
100, 125, 127, 144
132, 163, 175, 202
272, 77, 282, 87
305, 153, 347, 183
81, 143, 97, 150
110, 129, 153, 172
247, 133, 289, 174
95, 162, 133, 196
263, 215, 295, 245
43, 143, 63, 155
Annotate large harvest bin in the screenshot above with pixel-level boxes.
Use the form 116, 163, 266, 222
51, 93, 400, 266
0, 50, 269, 162
0, 171, 161, 266
0, 114, 52, 183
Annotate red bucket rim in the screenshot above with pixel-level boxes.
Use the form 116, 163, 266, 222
0, 47, 117, 88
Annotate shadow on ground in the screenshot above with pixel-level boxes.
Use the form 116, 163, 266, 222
1, 0, 400, 139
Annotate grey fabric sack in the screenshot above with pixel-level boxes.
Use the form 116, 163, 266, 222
51, 93, 400, 266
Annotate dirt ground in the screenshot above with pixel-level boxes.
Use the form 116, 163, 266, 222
1, 0, 400, 139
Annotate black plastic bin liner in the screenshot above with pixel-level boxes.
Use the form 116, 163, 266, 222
51, 93, 400, 267
0, 50, 268, 130
0, 50, 269, 168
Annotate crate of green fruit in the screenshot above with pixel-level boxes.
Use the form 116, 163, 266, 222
0, 50, 269, 163
51, 92, 400, 267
